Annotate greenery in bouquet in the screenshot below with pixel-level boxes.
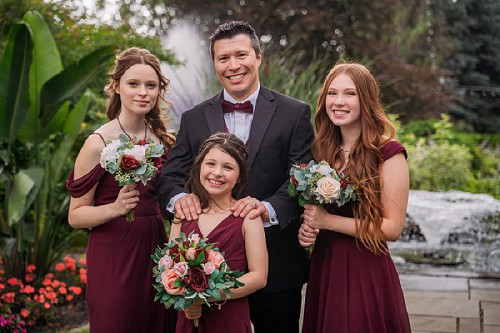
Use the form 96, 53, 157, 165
288, 160, 357, 207
151, 231, 244, 313
99, 133, 164, 221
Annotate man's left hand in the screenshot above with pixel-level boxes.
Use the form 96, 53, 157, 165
231, 196, 269, 221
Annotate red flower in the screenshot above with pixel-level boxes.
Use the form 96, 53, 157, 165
120, 155, 141, 170
1, 292, 15, 303
25, 273, 35, 283
291, 176, 298, 186
299, 163, 308, 168
153, 156, 162, 169
26, 264, 36, 273
137, 139, 148, 146
55, 263, 65, 272
187, 267, 208, 292
69, 286, 82, 295
7, 277, 20, 286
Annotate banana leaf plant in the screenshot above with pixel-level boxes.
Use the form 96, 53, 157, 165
0, 10, 116, 278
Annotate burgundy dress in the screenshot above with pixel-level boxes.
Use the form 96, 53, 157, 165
66, 154, 176, 333
302, 141, 411, 333
176, 215, 252, 333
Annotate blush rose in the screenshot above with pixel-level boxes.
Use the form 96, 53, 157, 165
208, 250, 225, 268
162, 270, 185, 295
315, 176, 341, 202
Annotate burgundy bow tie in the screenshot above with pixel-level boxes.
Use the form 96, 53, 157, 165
222, 100, 253, 114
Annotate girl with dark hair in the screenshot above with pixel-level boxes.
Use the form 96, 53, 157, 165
299, 62, 411, 333
170, 132, 268, 333
66, 47, 176, 332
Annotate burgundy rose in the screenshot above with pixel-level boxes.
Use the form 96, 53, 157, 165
120, 155, 140, 170
169, 244, 181, 262
137, 139, 148, 146
340, 179, 348, 190
291, 176, 298, 186
153, 157, 162, 169
188, 267, 208, 292
195, 248, 208, 261
169, 243, 179, 256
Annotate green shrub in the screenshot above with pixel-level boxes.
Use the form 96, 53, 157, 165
407, 140, 473, 191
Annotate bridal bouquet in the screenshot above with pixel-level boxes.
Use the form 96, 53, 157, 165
288, 160, 357, 207
99, 133, 164, 221
151, 231, 244, 327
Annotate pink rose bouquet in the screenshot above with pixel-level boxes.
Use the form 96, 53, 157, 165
99, 134, 164, 222
288, 160, 357, 206
151, 231, 244, 327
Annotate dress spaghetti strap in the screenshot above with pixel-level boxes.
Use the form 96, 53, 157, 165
91, 132, 107, 146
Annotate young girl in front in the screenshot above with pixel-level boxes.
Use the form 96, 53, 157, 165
169, 132, 268, 333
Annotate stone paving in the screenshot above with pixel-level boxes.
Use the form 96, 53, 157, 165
297, 268, 500, 333
398, 270, 500, 333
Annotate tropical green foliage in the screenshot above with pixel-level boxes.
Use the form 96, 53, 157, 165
0, 0, 178, 94
0, 10, 116, 278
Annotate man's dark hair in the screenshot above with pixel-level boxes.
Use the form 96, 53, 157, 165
209, 20, 261, 60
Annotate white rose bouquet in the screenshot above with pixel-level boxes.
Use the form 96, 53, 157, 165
99, 134, 164, 222
288, 160, 357, 207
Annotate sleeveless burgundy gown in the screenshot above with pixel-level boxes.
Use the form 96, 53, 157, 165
302, 141, 411, 333
66, 152, 176, 333
175, 215, 252, 333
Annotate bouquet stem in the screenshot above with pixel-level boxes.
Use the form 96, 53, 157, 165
126, 209, 135, 222
193, 318, 199, 327
307, 243, 315, 254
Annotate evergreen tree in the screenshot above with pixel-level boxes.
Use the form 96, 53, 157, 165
437, 0, 500, 133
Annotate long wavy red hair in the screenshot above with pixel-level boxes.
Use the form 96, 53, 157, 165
312, 62, 396, 254
104, 47, 175, 151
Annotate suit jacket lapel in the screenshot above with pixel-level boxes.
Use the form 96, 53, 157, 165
247, 86, 276, 168
205, 92, 225, 134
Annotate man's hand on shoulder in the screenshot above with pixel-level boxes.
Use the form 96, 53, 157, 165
174, 193, 202, 221
231, 196, 269, 221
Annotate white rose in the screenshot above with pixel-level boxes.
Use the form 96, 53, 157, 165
99, 140, 121, 167
123, 145, 146, 163
314, 176, 341, 203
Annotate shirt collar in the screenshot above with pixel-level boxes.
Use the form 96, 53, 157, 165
223, 83, 260, 109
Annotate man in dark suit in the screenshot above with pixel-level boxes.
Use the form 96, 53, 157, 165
157, 20, 314, 333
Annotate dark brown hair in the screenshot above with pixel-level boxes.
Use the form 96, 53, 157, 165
104, 47, 175, 151
312, 62, 396, 254
209, 20, 261, 60
186, 133, 249, 209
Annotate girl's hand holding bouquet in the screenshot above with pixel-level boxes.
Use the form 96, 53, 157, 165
99, 134, 164, 222
151, 231, 244, 327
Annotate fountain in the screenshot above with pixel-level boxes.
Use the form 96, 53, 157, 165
392, 190, 500, 276
161, 19, 217, 130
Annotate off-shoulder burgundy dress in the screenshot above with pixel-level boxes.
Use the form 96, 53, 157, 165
66, 149, 176, 333
302, 141, 411, 333
175, 215, 252, 333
